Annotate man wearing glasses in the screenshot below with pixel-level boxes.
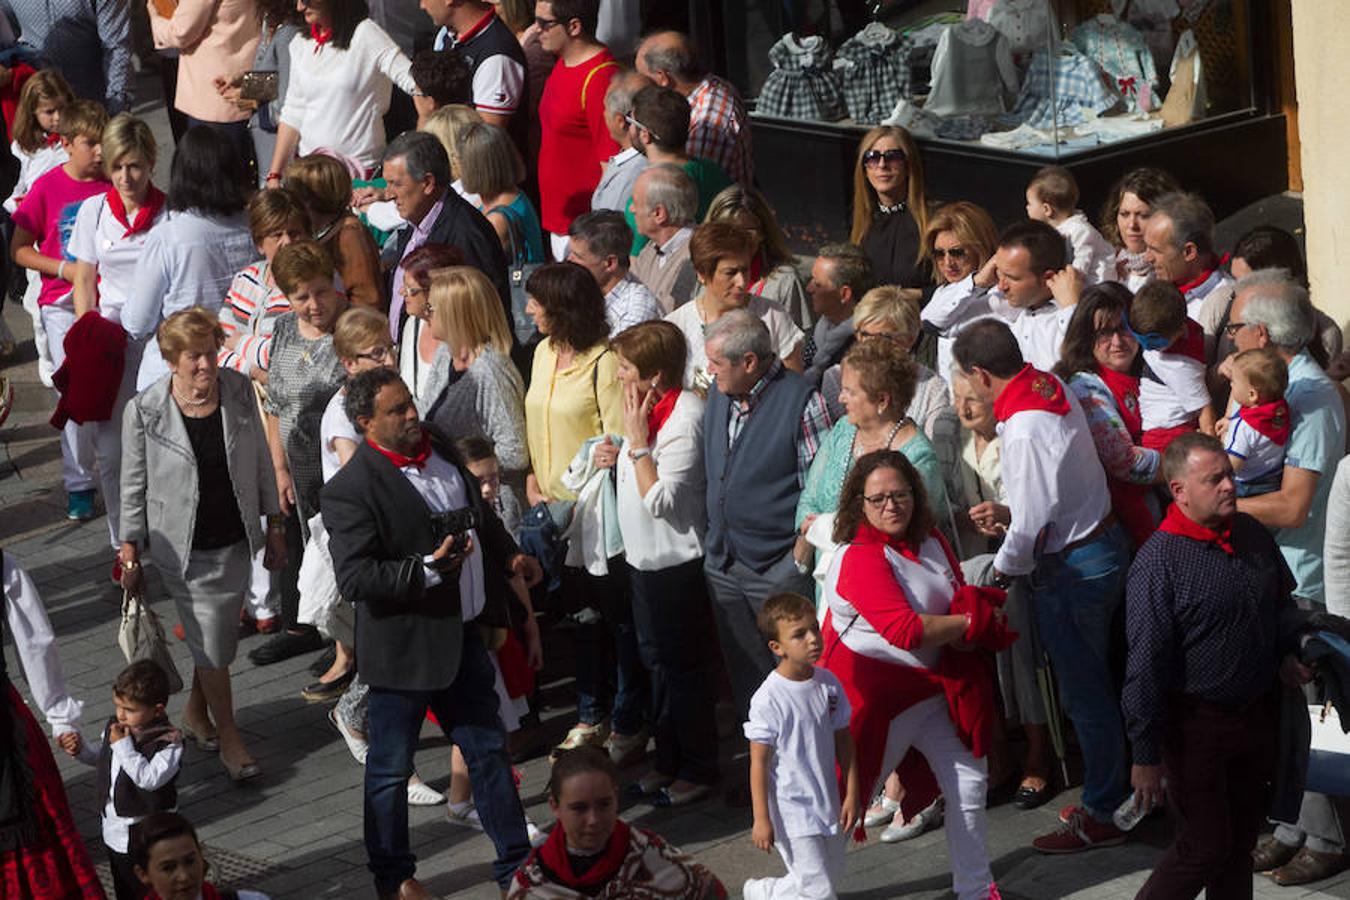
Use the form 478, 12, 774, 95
535, 0, 619, 261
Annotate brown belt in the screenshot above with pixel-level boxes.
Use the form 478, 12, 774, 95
1058, 513, 1117, 555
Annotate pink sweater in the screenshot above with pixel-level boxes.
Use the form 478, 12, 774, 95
151, 0, 260, 123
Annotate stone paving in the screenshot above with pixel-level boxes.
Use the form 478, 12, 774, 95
2, 72, 1348, 900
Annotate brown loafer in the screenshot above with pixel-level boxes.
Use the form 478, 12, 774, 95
1270, 848, 1349, 886
1252, 834, 1301, 872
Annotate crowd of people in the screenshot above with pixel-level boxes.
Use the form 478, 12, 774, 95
0, 1, 1348, 899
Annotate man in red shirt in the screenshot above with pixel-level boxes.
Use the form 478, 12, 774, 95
535, 0, 618, 260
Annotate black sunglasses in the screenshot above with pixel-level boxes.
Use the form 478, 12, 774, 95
863, 148, 906, 168
932, 247, 967, 261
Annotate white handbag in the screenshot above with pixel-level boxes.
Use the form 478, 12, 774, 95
117, 589, 184, 693
1306, 703, 1350, 797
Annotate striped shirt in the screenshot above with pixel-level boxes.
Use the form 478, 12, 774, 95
218, 261, 291, 375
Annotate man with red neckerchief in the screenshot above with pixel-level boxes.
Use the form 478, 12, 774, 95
1141, 191, 1234, 348
1123, 432, 1311, 899
953, 318, 1132, 855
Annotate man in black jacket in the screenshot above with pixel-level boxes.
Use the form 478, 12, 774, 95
321, 367, 540, 900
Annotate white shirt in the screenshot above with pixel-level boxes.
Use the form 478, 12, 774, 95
400, 449, 486, 621
279, 20, 415, 172
743, 668, 851, 839
75, 731, 182, 852
1055, 212, 1118, 285
3, 554, 84, 736
1139, 347, 1209, 430
66, 192, 166, 321
615, 390, 706, 570
320, 389, 358, 483
433, 23, 525, 116
666, 295, 804, 390
994, 378, 1112, 575
591, 146, 648, 213
1225, 408, 1288, 485
605, 271, 663, 336
1182, 267, 1234, 324
4, 140, 66, 214
919, 277, 1072, 380
1004, 299, 1074, 374
920, 274, 1001, 385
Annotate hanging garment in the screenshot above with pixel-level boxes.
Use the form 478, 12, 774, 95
835, 22, 915, 125
1072, 14, 1159, 113
1113, 0, 1180, 74
1160, 29, 1206, 127
758, 33, 848, 122
987, 0, 1055, 57
924, 19, 1019, 116
1012, 46, 1119, 130
967, 0, 999, 21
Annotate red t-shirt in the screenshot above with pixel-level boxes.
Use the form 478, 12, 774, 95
536, 49, 620, 234
12, 164, 111, 307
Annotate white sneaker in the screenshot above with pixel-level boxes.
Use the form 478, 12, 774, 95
880, 796, 944, 843
527, 819, 548, 848
446, 801, 484, 830
407, 780, 445, 806
328, 708, 367, 765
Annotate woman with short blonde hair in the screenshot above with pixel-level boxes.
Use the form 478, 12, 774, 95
455, 120, 544, 263
420, 104, 481, 183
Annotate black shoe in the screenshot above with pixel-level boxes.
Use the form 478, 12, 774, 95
300, 668, 354, 702
308, 643, 338, 676
248, 629, 325, 666
1013, 779, 1054, 810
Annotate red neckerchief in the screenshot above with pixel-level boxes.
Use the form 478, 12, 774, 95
106, 185, 164, 238
454, 8, 495, 44
148, 884, 222, 900
1175, 318, 1206, 363
992, 364, 1070, 422
1174, 254, 1229, 295
647, 389, 679, 438
852, 520, 921, 562
367, 430, 431, 469
44, 131, 60, 147
310, 23, 333, 49
749, 251, 764, 286
538, 818, 631, 889
1095, 364, 1141, 441
1238, 398, 1292, 446
1158, 503, 1234, 555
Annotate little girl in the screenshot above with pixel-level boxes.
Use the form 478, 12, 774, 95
5, 70, 75, 382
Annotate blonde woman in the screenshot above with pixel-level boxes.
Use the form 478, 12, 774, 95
703, 183, 811, 330
917, 201, 1001, 386
423, 266, 530, 518
421, 103, 486, 203
849, 125, 931, 288
457, 120, 545, 264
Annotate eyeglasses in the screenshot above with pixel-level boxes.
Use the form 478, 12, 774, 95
399, 284, 426, 299
1094, 324, 1131, 342
862, 148, 906, 168
356, 345, 396, 363
931, 247, 967, 261
534, 15, 561, 30
1223, 321, 1250, 337
863, 489, 914, 509
624, 112, 661, 144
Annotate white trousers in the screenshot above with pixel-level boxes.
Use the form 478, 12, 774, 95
245, 525, 279, 620
39, 299, 95, 493
90, 336, 143, 548
877, 695, 993, 900
742, 831, 846, 900
22, 270, 53, 386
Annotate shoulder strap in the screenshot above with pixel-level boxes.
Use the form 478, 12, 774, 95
580, 60, 619, 111
486, 204, 525, 265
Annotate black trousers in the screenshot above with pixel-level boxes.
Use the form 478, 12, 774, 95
107, 845, 146, 900
1137, 692, 1278, 900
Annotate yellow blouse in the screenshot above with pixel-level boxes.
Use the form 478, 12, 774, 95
525, 339, 623, 501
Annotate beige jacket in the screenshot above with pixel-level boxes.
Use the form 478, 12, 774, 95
151, 0, 260, 123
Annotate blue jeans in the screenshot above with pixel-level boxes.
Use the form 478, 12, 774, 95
565, 565, 648, 735
1029, 524, 1130, 822
364, 630, 529, 893
629, 558, 719, 785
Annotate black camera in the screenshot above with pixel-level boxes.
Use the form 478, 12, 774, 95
430, 507, 478, 543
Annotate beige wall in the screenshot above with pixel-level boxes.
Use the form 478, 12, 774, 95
1292, 2, 1350, 329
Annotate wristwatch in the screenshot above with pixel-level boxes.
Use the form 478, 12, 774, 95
628, 446, 651, 461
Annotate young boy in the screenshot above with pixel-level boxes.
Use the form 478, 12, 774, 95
1223, 346, 1290, 496
743, 592, 859, 900
11, 98, 110, 520
1130, 280, 1216, 450
1025, 165, 1117, 286
59, 659, 183, 900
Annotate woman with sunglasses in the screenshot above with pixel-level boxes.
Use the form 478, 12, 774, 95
917, 201, 1000, 389
1052, 282, 1163, 550
849, 126, 931, 290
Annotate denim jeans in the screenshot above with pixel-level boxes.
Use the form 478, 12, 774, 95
1029, 524, 1130, 822
364, 630, 529, 893
565, 565, 648, 735
629, 558, 719, 785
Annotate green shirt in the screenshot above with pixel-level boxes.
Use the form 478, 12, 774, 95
626, 157, 733, 254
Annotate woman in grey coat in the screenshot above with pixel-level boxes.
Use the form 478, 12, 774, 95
119, 308, 285, 782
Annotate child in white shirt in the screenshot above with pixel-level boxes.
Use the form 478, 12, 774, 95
1130, 280, 1216, 450
1223, 347, 1290, 496
744, 592, 859, 900
1025, 165, 1117, 285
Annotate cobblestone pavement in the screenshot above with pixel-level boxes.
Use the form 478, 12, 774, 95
2, 77, 1348, 900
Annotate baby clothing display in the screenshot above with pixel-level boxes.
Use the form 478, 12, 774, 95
1011, 45, 1120, 130
987, 0, 1055, 56
1160, 29, 1206, 127
835, 22, 916, 125
924, 19, 1020, 117
1072, 14, 1159, 112
759, 33, 848, 122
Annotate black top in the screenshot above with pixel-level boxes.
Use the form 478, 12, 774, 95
860, 207, 929, 289
181, 407, 247, 550
1122, 512, 1296, 764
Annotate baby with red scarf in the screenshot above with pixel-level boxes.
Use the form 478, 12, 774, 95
1222, 347, 1291, 496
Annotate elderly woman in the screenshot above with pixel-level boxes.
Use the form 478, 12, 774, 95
916, 201, 1001, 387
123, 126, 257, 390
605, 321, 717, 807
393, 244, 463, 402
284, 154, 385, 311
120, 308, 284, 781
665, 222, 803, 391
849, 125, 931, 289
456, 121, 545, 264
821, 451, 1000, 900
509, 747, 725, 899
67, 114, 166, 569
422, 266, 529, 518
1052, 283, 1161, 550
1099, 167, 1180, 291
704, 184, 811, 330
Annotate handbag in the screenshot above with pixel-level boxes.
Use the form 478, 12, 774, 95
490, 203, 541, 346
239, 70, 279, 103
118, 589, 184, 694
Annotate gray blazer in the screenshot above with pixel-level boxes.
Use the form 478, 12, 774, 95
120, 368, 280, 575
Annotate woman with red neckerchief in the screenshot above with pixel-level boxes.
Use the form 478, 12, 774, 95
820, 450, 1011, 900
1053, 283, 1164, 551
130, 812, 270, 900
